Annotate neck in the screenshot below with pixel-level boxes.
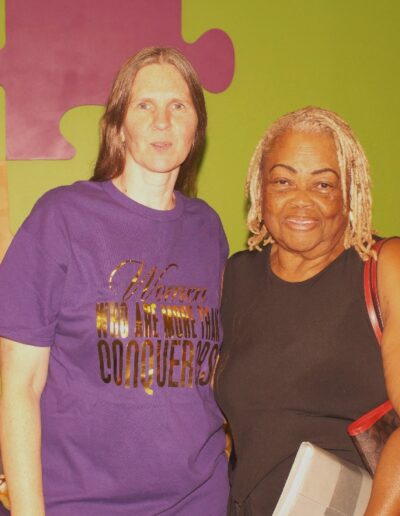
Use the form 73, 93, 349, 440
114, 166, 179, 210
270, 239, 346, 282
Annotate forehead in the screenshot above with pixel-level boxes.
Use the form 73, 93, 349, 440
266, 130, 339, 167
131, 63, 190, 97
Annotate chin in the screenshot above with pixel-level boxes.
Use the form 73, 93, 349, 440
143, 164, 178, 175
146, 159, 183, 174
280, 235, 323, 253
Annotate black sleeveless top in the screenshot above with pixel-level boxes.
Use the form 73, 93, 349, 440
215, 245, 387, 515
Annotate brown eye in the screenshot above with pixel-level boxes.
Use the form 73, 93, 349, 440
171, 102, 185, 111
317, 182, 332, 190
272, 178, 290, 186
138, 102, 151, 110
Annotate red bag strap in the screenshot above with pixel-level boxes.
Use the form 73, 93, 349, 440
364, 239, 387, 344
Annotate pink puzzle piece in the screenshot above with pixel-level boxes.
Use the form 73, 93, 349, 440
0, 0, 234, 160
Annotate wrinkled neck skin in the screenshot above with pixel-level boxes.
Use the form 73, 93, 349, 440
113, 160, 179, 211
269, 234, 346, 283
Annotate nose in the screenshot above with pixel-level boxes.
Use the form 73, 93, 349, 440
153, 107, 170, 130
289, 189, 315, 208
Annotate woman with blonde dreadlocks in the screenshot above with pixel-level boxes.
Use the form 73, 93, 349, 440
215, 106, 400, 515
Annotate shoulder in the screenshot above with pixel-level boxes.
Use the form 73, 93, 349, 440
378, 237, 400, 274
180, 193, 223, 223
377, 237, 400, 322
379, 237, 400, 256
180, 194, 226, 234
34, 181, 102, 209
20, 181, 103, 240
182, 195, 229, 260
227, 248, 263, 270
378, 237, 400, 275
224, 248, 264, 285
25, 181, 102, 222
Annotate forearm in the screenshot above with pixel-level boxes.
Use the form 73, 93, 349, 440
0, 389, 45, 516
365, 428, 400, 515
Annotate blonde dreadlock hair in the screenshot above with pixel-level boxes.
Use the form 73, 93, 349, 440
246, 106, 375, 261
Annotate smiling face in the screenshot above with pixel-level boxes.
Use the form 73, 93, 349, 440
122, 63, 198, 176
262, 130, 348, 258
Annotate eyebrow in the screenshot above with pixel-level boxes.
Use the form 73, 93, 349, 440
269, 163, 339, 178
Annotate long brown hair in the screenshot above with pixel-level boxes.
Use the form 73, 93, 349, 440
91, 47, 207, 197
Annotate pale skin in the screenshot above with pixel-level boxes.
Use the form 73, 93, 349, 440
0, 62, 198, 515
113, 62, 198, 209
263, 130, 400, 514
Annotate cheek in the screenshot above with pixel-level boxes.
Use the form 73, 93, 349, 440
123, 121, 139, 143
263, 191, 285, 216
320, 195, 345, 219
178, 116, 198, 143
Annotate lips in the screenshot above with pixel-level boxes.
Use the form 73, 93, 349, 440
150, 141, 172, 150
285, 216, 319, 230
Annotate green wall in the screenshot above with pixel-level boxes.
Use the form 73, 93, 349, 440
1, 0, 400, 254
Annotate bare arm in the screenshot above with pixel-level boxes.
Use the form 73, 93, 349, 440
0, 338, 50, 516
365, 238, 400, 515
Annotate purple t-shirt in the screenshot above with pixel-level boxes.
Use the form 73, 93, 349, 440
0, 180, 229, 515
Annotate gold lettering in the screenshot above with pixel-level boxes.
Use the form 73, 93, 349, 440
120, 303, 129, 339
172, 306, 183, 338
96, 303, 108, 337
161, 305, 174, 338
193, 288, 208, 303
195, 341, 210, 385
180, 340, 194, 388
144, 264, 178, 301
168, 340, 180, 387
97, 340, 111, 383
125, 340, 139, 388
109, 259, 208, 305
143, 302, 158, 338
108, 259, 143, 300
139, 266, 157, 300
143, 303, 152, 338
121, 260, 145, 302
185, 305, 197, 338
135, 302, 143, 337
156, 339, 169, 387
181, 306, 192, 338
96, 303, 129, 339
197, 306, 210, 339
112, 340, 123, 385
201, 344, 219, 385
141, 339, 154, 396
109, 302, 119, 338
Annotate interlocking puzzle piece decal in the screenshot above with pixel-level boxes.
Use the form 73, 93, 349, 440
0, 0, 234, 160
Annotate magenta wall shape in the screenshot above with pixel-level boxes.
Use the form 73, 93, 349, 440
0, 0, 234, 160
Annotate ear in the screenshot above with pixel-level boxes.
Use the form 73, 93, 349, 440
120, 130, 126, 144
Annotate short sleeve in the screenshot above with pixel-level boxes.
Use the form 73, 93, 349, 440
0, 191, 69, 346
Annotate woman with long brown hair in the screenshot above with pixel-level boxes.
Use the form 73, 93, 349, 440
0, 47, 229, 515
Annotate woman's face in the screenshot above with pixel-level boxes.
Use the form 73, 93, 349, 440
122, 63, 198, 176
262, 130, 348, 257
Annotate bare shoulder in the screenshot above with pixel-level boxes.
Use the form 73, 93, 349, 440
378, 238, 400, 278
377, 238, 400, 323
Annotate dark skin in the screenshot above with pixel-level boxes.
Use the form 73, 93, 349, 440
262, 130, 347, 282
263, 130, 400, 514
